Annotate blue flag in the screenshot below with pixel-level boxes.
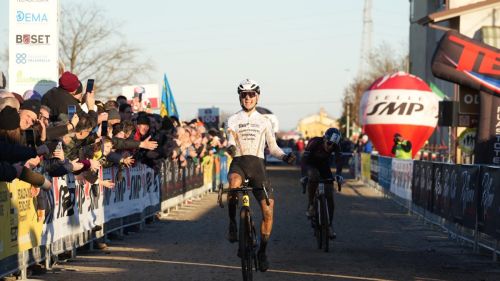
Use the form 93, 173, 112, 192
160, 73, 179, 118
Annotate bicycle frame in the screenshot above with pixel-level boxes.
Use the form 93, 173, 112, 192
217, 180, 270, 280
311, 178, 337, 252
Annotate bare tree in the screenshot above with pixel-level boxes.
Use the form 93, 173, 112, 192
340, 43, 408, 137
0, 47, 8, 83
59, 3, 154, 99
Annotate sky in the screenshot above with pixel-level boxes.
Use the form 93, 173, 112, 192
0, 0, 409, 130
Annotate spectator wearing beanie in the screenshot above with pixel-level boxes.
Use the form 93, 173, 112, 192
0, 106, 22, 143
19, 99, 41, 130
42, 71, 97, 123
0, 106, 52, 189
134, 114, 150, 142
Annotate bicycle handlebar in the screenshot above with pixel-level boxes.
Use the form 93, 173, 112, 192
302, 177, 342, 192
217, 183, 271, 207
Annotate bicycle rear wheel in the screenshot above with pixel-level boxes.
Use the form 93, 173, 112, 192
320, 196, 329, 252
239, 207, 253, 281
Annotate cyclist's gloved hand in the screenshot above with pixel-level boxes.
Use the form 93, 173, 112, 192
227, 145, 236, 157
334, 175, 344, 184
282, 152, 296, 165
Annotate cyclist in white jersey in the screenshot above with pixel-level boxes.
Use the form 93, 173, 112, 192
225, 79, 295, 272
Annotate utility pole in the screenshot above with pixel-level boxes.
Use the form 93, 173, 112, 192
346, 103, 350, 139
358, 0, 373, 78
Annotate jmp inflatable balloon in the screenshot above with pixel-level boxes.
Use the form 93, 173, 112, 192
359, 72, 439, 158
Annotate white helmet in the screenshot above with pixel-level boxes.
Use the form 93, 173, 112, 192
237, 79, 260, 95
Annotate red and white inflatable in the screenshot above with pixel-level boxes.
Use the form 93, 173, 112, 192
359, 72, 439, 158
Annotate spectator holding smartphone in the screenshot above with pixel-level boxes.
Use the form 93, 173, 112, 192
42, 72, 97, 125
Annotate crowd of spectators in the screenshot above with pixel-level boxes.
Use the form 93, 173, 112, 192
0, 71, 230, 190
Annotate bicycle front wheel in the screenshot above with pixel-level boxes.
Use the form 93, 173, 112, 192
239, 207, 253, 281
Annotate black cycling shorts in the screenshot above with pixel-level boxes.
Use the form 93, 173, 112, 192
228, 155, 273, 201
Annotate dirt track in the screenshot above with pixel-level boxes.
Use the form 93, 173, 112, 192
34, 166, 500, 281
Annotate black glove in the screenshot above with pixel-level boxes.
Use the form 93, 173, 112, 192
227, 145, 236, 157
282, 152, 296, 165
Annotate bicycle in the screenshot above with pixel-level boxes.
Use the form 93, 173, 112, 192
307, 177, 342, 252
217, 180, 270, 281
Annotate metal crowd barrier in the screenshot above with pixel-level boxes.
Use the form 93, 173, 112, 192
0, 155, 229, 279
354, 153, 500, 260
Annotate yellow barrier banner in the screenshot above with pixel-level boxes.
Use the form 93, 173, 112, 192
361, 153, 371, 182
202, 155, 214, 186
0, 180, 43, 260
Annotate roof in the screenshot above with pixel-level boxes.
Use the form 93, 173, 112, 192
418, 0, 500, 25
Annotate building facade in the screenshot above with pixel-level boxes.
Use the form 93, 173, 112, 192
296, 108, 339, 139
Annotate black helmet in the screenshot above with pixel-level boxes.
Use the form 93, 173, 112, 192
324, 128, 341, 145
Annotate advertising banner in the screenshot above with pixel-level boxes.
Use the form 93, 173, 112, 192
0, 180, 44, 260
102, 165, 160, 222
431, 163, 455, 218
412, 160, 423, 206
198, 107, 220, 129
441, 164, 459, 221
41, 165, 160, 244
370, 154, 379, 183
122, 84, 161, 110
390, 159, 413, 200
431, 31, 500, 165
41, 173, 104, 244
479, 166, 500, 239
361, 153, 371, 182
9, 0, 59, 95
422, 161, 435, 211
432, 31, 499, 97
450, 165, 479, 229
377, 156, 392, 190
162, 159, 184, 200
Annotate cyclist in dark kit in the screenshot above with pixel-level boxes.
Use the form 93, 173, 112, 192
225, 79, 295, 272
301, 127, 344, 239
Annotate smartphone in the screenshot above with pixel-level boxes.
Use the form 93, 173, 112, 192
68, 105, 76, 121
25, 129, 36, 147
101, 120, 108, 137
139, 93, 143, 102
56, 141, 63, 151
86, 79, 94, 93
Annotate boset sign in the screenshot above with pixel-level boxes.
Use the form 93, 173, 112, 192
9, 0, 59, 95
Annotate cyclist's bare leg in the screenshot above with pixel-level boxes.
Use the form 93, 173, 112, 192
307, 181, 317, 207
259, 198, 274, 240
257, 198, 274, 272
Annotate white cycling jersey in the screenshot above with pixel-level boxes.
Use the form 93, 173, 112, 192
226, 110, 286, 159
